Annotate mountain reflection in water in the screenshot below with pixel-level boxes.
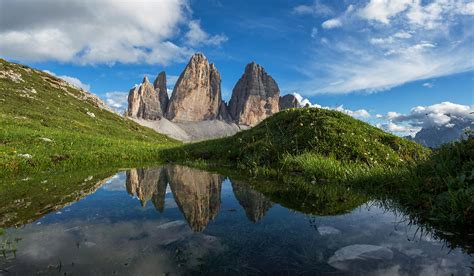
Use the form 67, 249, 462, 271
0, 165, 472, 275
125, 166, 273, 231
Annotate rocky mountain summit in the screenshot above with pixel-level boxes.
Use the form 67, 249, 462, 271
127, 74, 169, 120
279, 94, 301, 110
166, 53, 227, 122
228, 62, 280, 126
154, 72, 169, 114
126, 53, 301, 141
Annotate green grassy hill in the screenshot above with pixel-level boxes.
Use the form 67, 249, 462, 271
0, 59, 179, 176
165, 108, 430, 175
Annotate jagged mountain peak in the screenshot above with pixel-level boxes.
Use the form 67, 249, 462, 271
153, 71, 166, 89
190, 52, 207, 62
126, 54, 292, 133
165, 53, 226, 122
228, 61, 280, 126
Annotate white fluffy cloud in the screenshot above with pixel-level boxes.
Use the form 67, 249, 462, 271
460, 2, 474, 14
335, 105, 371, 119
292, 92, 371, 120
422, 82, 434, 88
359, 0, 413, 24
370, 31, 412, 45
185, 20, 228, 47
387, 111, 401, 120
43, 70, 90, 91
292, 0, 333, 16
322, 18, 343, 29
104, 92, 129, 114
377, 101, 474, 136
292, 93, 319, 108
311, 27, 319, 38
407, 0, 474, 29
378, 121, 421, 135
359, 0, 474, 27
390, 101, 474, 128
0, 0, 226, 65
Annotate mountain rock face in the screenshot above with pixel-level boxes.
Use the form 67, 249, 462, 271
217, 100, 232, 121
123, 53, 304, 141
127, 76, 166, 120
166, 53, 227, 122
279, 94, 300, 110
228, 62, 280, 126
153, 71, 169, 115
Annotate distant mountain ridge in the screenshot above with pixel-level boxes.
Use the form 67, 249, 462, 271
407, 117, 473, 148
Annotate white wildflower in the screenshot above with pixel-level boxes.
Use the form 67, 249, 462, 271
39, 137, 53, 142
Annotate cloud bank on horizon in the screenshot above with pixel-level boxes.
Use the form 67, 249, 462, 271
378, 101, 474, 136
293, 0, 474, 94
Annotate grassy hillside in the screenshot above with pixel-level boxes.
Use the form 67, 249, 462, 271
165, 108, 430, 174
0, 59, 179, 176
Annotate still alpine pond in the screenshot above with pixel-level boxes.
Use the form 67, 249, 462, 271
0, 165, 472, 275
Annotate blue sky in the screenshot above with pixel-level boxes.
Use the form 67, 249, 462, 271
1, 0, 473, 135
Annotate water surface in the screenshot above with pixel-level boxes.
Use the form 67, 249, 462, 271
0, 165, 472, 275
